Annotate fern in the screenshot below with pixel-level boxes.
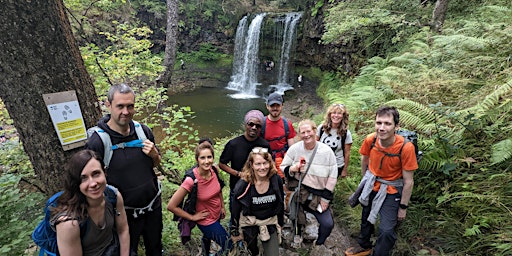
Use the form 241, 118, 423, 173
491, 139, 512, 165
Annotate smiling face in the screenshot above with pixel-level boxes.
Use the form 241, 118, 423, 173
244, 117, 262, 140
79, 158, 107, 201
106, 91, 135, 130
252, 154, 270, 179
329, 109, 344, 127
299, 120, 317, 148
196, 148, 214, 172
266, 103, 282, 119
375, 113, 398, 143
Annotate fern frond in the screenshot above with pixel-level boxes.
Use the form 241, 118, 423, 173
385, 99, 437, 132
491, 139, 512, 165
458, 80, 512, 117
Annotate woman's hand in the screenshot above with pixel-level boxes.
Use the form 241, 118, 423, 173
320, 200, 329, 212
191, 210, 210, 222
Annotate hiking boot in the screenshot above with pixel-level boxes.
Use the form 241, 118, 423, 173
345, 245, 372, 256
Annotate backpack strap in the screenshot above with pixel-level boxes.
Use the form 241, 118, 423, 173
105, 185, 119, 215
370, 134, 407, 169
211, 165, 225, 189
263, 117, 291, 158
86, 120, 147, 168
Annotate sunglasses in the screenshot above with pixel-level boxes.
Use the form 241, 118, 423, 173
251, 147, 269, 153
247, 122, 262, 129
332, 103, 345, 107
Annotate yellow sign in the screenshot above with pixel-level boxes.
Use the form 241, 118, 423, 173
43, 90, 88, 150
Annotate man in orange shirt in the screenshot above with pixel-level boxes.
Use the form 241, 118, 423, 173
346, 106, 418, 256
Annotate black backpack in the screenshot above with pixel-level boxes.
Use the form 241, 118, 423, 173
172, 166, 225, 221
370, 129, 423, 164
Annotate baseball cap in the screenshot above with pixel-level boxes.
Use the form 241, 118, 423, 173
266, 92, 283, 105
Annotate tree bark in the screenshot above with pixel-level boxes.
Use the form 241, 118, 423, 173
0, 0, 102, 194
431, 0, 449, 33
158, 0, 179, 88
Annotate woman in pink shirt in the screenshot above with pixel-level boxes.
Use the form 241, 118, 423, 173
167, 142, 231, 254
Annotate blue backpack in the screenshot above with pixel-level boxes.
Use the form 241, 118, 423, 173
31, 185, 118, 256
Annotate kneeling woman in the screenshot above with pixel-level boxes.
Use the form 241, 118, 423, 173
53, 149, 130, 255
167, 142, 231, 254
231, 147, 284, 256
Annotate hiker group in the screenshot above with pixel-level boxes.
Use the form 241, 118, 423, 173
32, 84, 418, 256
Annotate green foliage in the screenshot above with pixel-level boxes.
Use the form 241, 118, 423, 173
81, 22, 164, 95
322, 0, 429, 56
0, 174, 44, 255
192, 43, 222, 62
310, 0, 324, 17
321, 1, 512, 254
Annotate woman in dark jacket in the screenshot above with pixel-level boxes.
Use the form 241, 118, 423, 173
230, 147, 284, 256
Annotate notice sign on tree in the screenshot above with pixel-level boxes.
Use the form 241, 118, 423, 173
43, 90, 87, 150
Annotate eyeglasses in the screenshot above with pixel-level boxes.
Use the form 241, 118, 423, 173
332, 103, 345, 107
251, 147, 269, 153
247, 122, 262, 129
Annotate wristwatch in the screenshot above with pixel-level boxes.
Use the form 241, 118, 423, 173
399, 203, 408, 209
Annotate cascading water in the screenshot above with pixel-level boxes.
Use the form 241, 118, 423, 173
272, 12, 302, 94
227, 13, 266, 98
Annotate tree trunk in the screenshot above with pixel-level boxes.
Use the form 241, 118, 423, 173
158, 0, 179, 88
431, 0, 449, 33
0, 0, 102, 194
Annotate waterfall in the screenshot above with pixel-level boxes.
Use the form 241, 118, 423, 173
273, 12, 302, 93
227, 13, 267, 98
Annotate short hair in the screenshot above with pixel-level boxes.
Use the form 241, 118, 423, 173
195, 142, 215, 161
298, 119, 317, 133
375, 106, 400, 126
107, 83, 135, 103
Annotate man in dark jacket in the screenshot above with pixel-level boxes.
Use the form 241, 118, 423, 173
86, 84, 162, 256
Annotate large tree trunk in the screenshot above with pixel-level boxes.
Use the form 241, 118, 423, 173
157, 0, 178, 88
431, 0, 449, 33
0, 0, 102, 194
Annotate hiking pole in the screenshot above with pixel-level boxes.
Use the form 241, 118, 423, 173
292, 144, 318, 246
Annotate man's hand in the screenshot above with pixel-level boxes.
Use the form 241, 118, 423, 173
398, 208, 407, 221
142, 139, 158, 157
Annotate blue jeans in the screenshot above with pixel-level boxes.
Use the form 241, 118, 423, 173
358, 191, 401, 256
197, 220, 232, 255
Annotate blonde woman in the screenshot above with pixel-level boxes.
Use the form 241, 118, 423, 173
317, 103, 353, 178
231, 147, 284, 256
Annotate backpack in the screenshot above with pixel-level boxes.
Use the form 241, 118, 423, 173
86, 120, 147, 168
319, 127, 347, 158
32, 185, 118, 256
370, 129, 423, 164
261, 117, 290, 158
172, 166, 225, 221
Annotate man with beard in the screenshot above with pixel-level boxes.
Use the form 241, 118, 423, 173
262, 92, 296, 178
219, 110, 270, 225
